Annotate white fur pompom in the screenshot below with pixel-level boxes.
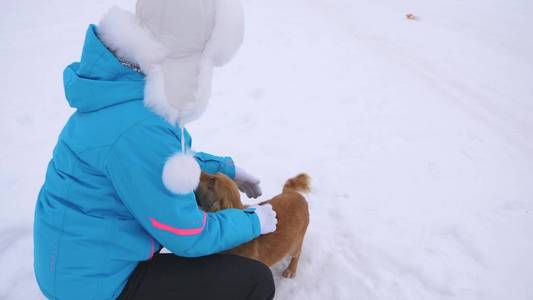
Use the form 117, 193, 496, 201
162, 153, 201, 195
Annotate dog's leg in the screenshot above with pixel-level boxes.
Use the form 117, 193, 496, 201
282, 256, 300, 279
282, 236, 304, 278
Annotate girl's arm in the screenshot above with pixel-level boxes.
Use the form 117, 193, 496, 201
105, 121, 260, 257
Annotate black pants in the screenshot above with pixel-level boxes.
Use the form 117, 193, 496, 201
118, 253, 275, 300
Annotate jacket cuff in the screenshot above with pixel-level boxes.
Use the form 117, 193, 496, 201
224, 157, 236, 180
243, 208, 261, 237
193, 152, 236, 180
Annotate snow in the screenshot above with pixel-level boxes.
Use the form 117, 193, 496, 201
1, 0, 533, 299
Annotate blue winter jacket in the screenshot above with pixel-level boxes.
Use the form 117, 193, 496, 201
33, 25, 261, 300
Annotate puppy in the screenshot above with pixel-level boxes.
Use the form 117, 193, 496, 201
195, 172, 310, 278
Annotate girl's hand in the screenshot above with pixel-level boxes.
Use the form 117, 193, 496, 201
250, 204, 277, 234
234, 167, 262, 198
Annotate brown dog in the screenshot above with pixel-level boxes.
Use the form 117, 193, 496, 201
195, 172, 311, 278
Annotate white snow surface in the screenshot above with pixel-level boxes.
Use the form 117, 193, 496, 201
1, 0, 533, 299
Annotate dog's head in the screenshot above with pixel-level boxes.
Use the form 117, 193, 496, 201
195, 172, 244, 212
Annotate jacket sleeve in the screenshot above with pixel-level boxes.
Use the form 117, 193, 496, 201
193, 152, 236, 179
181, 128, 237, 179
105, 121, 260, 257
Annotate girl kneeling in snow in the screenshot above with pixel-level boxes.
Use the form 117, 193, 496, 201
33, 1, 277, 299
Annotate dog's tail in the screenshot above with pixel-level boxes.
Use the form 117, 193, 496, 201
283, 173, 311, 195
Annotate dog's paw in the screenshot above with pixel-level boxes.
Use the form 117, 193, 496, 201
282, 268, 297, 279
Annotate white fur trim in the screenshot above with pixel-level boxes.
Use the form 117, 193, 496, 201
97, 6, 168, 71
143, 65, 180, 126
162, 153, 201, 195
98, 7, 182, 125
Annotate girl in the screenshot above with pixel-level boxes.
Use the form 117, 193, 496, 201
34, 1, 277, 299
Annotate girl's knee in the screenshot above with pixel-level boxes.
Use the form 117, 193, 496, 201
250, 261, 275, 300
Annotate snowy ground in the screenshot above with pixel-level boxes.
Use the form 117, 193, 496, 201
1, 0, 533, 299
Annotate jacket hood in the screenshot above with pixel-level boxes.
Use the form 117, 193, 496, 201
63, 25, 145, 113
